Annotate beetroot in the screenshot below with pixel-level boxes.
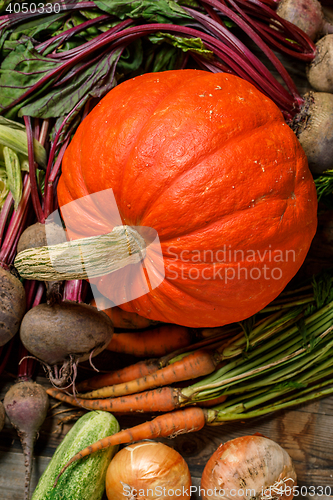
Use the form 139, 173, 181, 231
17, 221, 67, 254
307, 34, 333, 92
277, 0, 333, 41
4, 381, 49, 500
20, 301, 113, 386
0, 265, 26, 347
292, 91, 333, 174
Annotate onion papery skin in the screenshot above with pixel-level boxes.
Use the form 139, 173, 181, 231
57, 70, 317, 328
105, 441, 192, 500
200, 435, 297, 500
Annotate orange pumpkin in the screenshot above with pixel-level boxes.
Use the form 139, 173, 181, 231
57, 70, 317, 328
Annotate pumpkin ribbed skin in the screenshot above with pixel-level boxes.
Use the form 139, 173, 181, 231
57, 70, 317, 328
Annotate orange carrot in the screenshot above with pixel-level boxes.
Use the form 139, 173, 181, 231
91, 298, 158, 329
76, 327, 231, 394
197, 394, 227, 407
107, 325, 192, 357
76, 359, 161, 392
80, 349, 220, 399
46, 386, 182, 413
54, 407, 208, 487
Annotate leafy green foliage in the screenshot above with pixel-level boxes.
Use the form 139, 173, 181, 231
0, 39, 62, 117
0, 1, 195, 125
93, 0, 191, 23
149, 32, 213, 56
312, 272, 333, 310
19, 48, 123, 118
0, 0, 11, 14
315, 170, 333, 208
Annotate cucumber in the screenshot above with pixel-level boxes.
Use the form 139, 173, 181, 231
31, 410, 120, 500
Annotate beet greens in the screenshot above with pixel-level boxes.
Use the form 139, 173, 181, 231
0, 0, 315, 125
0, 0, 321, 188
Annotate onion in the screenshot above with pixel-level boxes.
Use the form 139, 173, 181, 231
105, 441, 192, 500
200, 435, 297, 500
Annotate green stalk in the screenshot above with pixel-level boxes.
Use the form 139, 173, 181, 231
197, 348, 333, 420
204, 368, 333, 423
260, 296, 314, 312
182, 301, 333, 398
223, 307, 304, 357
193, 346, 333, 406
211, 384, 333, 423
184, 330, 331, 400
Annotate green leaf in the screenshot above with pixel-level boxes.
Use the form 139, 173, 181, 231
9, 13, 67, 41
0, 38, 62, 114
315, 169, 333, 208
149, 44, 180, 72
79, 9, 108, 20
0, 0, 11, 14
149, 32, 213, 56
0, 121, 47, 167
0, 116, 26, 131
3, 146, 22, 209
38, 168, 45, 197
178, 0, 200, 7
19, 48, 123, 118
93, 0, 191, 23
312, 272, 333, 309
117, 40, 143, 74
0, 168, 9, 209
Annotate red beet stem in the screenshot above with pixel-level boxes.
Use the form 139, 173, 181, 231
24, 117, 45, 224
229, 0, 316, 60
63, 280, 82, 302
0, 192, 14, 247
36, 14, 112, 55
1, 9, 302, 118
44, 137, 70, 218
0, 175, 31, 264
200, 0, 303, 104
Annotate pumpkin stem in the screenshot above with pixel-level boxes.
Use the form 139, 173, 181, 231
14, 225, 147, 281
